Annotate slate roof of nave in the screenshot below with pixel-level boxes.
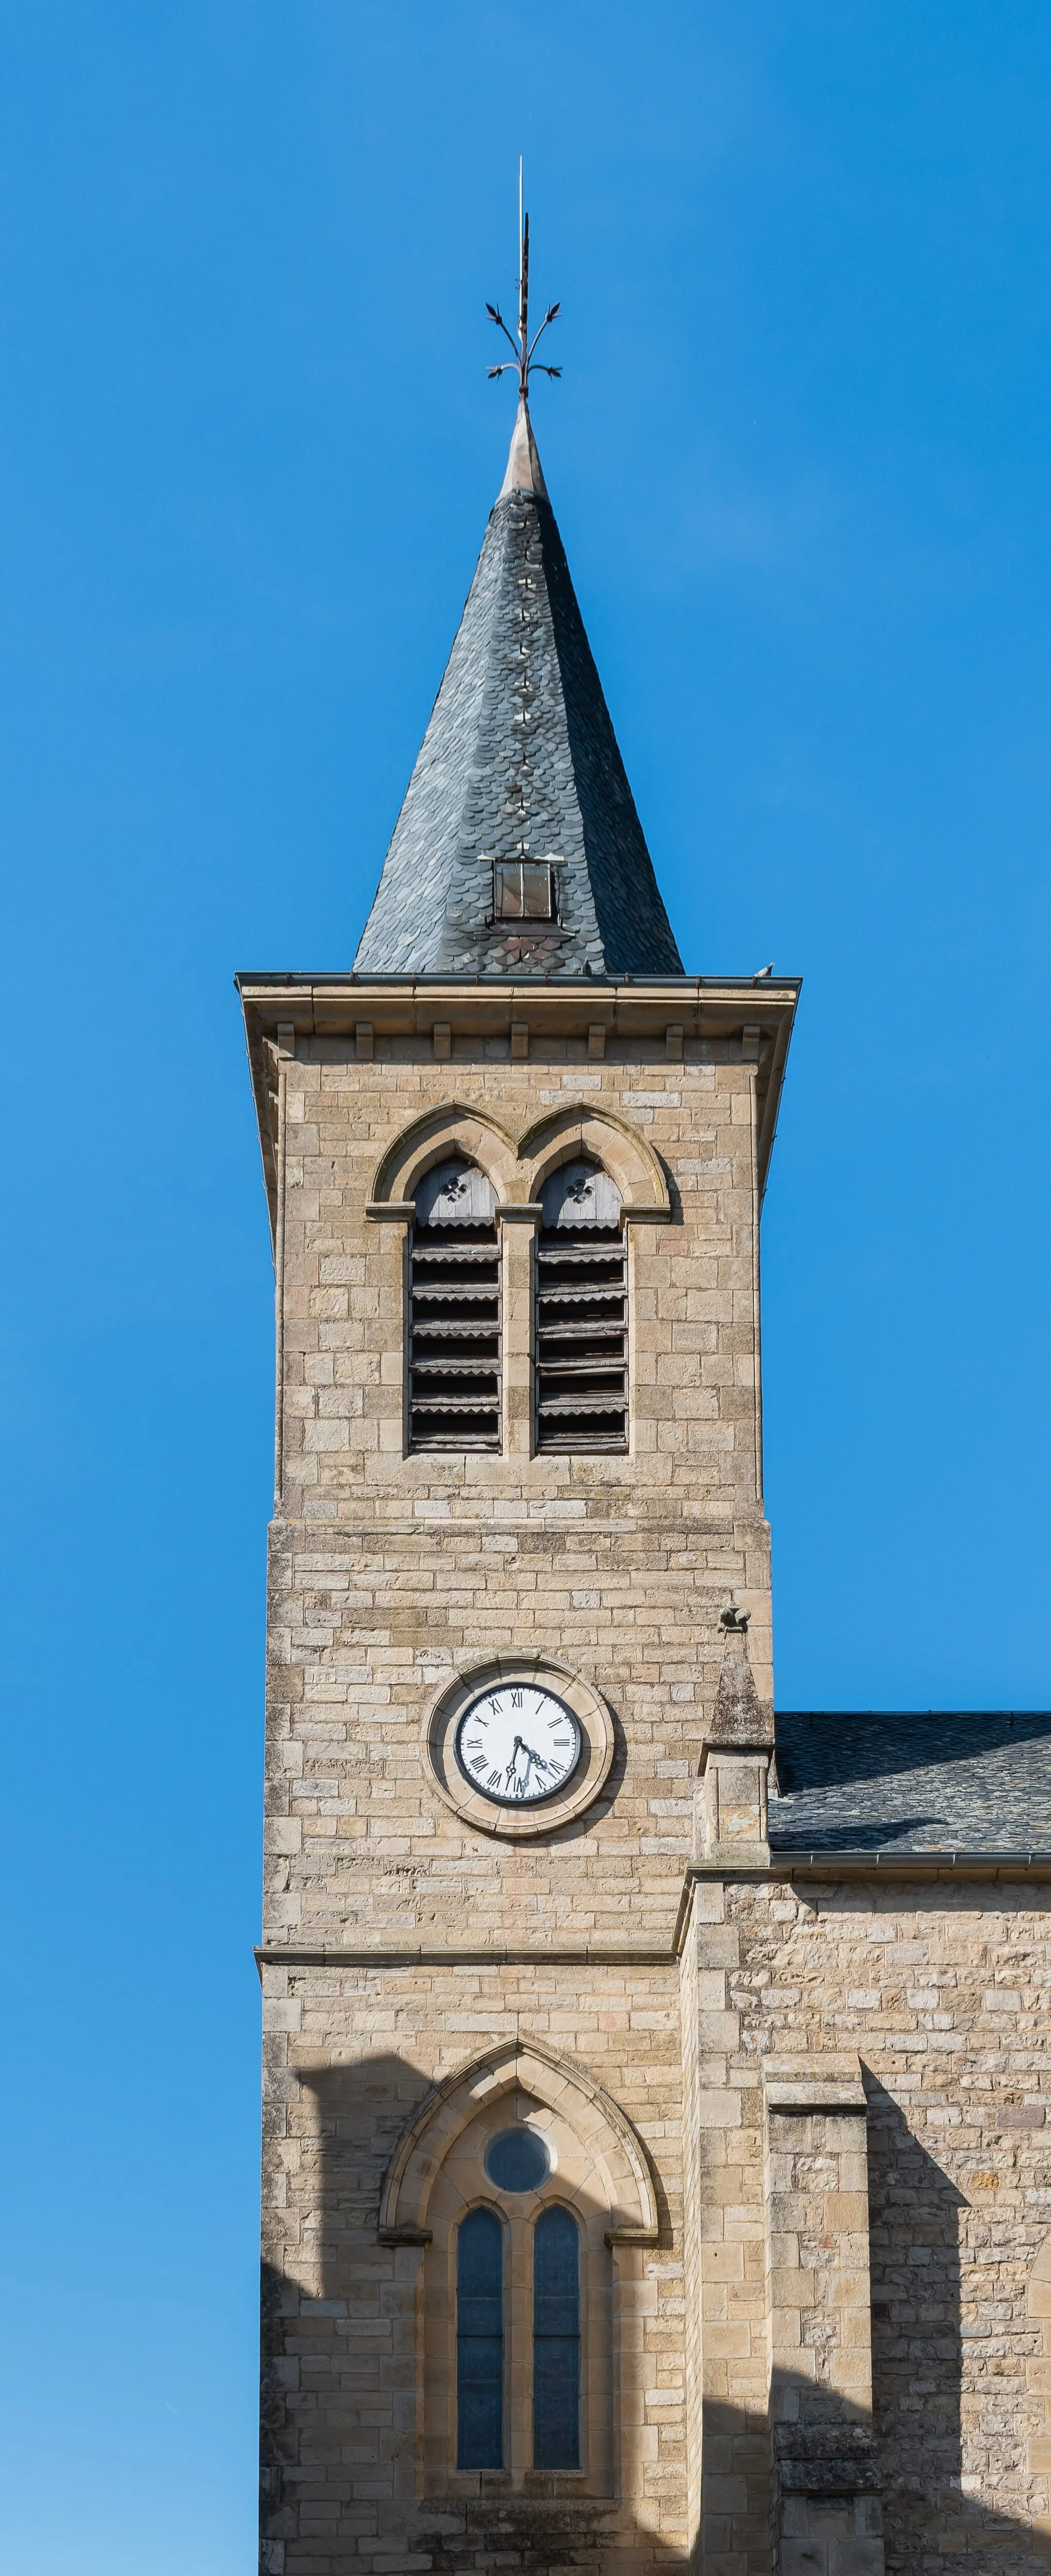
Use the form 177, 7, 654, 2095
769, 1713, 1051, 1852
352, 401, 684, 981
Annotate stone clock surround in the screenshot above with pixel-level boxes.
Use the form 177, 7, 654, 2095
424, 1657, 616, 1838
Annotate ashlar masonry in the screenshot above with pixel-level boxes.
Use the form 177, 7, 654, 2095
240, 391, 1051, 2576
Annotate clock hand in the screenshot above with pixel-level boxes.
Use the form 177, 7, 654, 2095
509, 1736, 546, 1797
503, 1735, 531, 1792
498, 1737, 556, 1799
517, 1738, 538, 1796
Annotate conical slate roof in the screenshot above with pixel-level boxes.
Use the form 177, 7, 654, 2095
352, 402, 683, 978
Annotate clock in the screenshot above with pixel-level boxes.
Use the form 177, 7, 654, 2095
426, 1660, 615, 1839
455, 1684, 581, 1806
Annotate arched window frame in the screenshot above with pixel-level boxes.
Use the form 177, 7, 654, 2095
519, 1103, 671, 1465
533, 1156, 628, 1454
445, 2149, 592, 2488
532, 2202, 582, 2470
407, 1156, 501, 1452
365, 1098, 670, 1467
385, 2042, 657, 2498
452, 2194, 584, 2477
455, 2202, 506, 2470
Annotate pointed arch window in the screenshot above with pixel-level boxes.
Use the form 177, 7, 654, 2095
410, 1159, 501, 1449
533, 2205, 580, 2469
536, 1160, 627, 1451
414, 2080, 628, 2494
456, 2207, 504, 2469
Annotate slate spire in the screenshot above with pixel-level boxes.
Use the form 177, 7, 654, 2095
352, 398, 683, 979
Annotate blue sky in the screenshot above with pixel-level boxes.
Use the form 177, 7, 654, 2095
2, 5, 1049, 2567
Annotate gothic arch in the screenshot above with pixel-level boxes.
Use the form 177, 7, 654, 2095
378, 2036, 659, 2243
517, 1102, 671, 1219
368, 1100, 520, 1210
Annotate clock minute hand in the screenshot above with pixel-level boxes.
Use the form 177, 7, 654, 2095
504, 1734, 533, 1794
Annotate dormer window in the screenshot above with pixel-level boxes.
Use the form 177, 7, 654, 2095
492, 859, 556, 921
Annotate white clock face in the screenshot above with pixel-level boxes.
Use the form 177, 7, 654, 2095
455, 1685, 581, 1806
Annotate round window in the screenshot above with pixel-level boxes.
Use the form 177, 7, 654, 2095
483, 2126, 550, 2192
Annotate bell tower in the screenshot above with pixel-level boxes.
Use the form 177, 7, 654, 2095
240, 293, 797, 2575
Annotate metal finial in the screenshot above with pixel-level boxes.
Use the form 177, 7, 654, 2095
485, 162, 561, 398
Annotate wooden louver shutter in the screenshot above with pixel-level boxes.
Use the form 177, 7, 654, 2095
409, 1160, 500, 1449
536, 1160, 627, 1452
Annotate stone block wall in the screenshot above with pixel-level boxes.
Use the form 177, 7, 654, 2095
260, 1958, 686, 2575
247, 1002, 1051, 2576
263, 1032, 772, 1958
258, 1017, 774, 2575
683, 1871, 1051, 2574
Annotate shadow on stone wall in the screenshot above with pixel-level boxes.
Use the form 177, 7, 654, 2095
261, 2049, 688, 2576
867, 2072, 965, 2567
260, 2049, 1048, 2575
864, 2072, 1048, 2573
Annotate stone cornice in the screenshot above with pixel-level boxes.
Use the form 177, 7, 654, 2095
255, 1941, 679, 1976
689, 1849, 1051, 1884
236, 968, 799, 1049
236, 969, 799, 1245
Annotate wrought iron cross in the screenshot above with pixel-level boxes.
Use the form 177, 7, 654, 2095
486, 162, 561, 397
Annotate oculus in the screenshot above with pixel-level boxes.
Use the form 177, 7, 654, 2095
455, 1683, 581, 1806
483, 2125, 551, 2191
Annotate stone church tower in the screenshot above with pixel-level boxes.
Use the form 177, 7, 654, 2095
241, 390, 1051, 2576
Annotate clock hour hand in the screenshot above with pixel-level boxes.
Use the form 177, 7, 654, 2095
502, 1734, 553, 1797
515, 1739, 552, 1795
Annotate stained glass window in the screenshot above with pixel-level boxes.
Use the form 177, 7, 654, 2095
484, 2127, 550, 2191
533, 2205, 580, 2469
456, 2207, 503, 2469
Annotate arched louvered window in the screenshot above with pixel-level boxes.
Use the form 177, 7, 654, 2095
456, 2206, 504, 2469
533, 2205, 580, 2469
536, 1160, 627, 1451
410, 1159, 501, 1449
